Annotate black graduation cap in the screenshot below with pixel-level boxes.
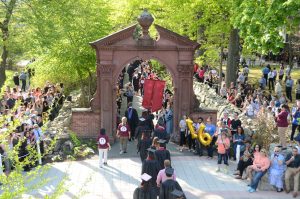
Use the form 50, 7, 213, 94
147, 148, 156, 154
157, 139, 167, 144
165, 167, 174, 177
171, 189, 184, 198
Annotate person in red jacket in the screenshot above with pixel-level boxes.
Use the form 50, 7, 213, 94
276, 104, 289, 149
97, 128, 111, 168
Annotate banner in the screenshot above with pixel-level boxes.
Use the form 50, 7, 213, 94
142, 79, 165, 112
151, 80, 165, 112
142, 79, 155, 109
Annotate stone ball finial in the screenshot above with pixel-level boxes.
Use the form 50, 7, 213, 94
137, 9, 154, 39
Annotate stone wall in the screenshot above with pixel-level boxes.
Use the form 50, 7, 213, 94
193, 82, 255, 135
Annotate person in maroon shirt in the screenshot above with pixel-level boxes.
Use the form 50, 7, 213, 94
276, 104, 289, 149
117, 117, 131, 154
97, 128, 111, 168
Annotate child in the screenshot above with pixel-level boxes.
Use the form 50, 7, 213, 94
216, 131, 230, 173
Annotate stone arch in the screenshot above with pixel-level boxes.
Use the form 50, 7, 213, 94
71, 10, 200, 141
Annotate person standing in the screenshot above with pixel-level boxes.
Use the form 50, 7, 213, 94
230, 112, 242, 136
269, 146, 285, 192
285, 147, 300, 198
276, 104, 289, 149
179, 115, 187, 152
216, 131, 230, 173
286, 76, 294, 102
156, 160, 176, 188
155, 140, 171, 170
262, 65, 270, 85
19, 71, 27, 92
291, 103, 300, 141
142, 148, 160, 189
133, 173, 157, 199
205, 116, 216, 159
233, 126, 245, 162
125, 102, 138, 141
279, 65, 284, 81
268, 69, 274, 90
159, 167, 186, 199
117, 117, 131, 154
273, 67, 277, 82
97, 128, 111, 168
125, 83, 134, 105
13, 72, 20, 88
137, 132, 152, 162
295, 79, 300, 100
164, 104, 173, 135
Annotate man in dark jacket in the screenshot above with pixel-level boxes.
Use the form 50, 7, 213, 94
125, 102, 139, 141
142, 148, 160, 189
155, 140, 171, 170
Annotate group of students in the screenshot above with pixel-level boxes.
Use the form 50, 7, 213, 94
0, 70, 64, 174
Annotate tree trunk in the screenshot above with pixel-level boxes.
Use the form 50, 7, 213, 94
0, 0, 17, 88
0, 30, 8, 88
288, 34, 293, 68
226, 28, 239, 87
219, 46, 223, 94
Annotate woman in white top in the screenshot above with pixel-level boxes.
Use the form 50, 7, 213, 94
268, 69, 274, 90
179, 115, 187, 151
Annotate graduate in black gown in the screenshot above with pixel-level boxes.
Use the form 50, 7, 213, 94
142, 148, 160, 188
155, 139, 171, 170
159, 168, 186, 199
133, 173, 157, 199
137, 131, 152, 162
152, 119, 169, 142
135, 117, 152, 143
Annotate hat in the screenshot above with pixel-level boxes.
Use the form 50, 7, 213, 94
141, 173, 152, 182
171, 189, 184, 198
147, 148, 156, 154
165, 167, 174, 177
157, 139, 167, 144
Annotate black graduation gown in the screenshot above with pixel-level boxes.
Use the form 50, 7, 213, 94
125, 108, 139, 137
152, 128, 169, 141
142, 159, 160, 187
137, 138, 152, 162
159, 179, 186, 199
135, 125, 152, 142
133, 187, 157, 199
155, 149, 171, 170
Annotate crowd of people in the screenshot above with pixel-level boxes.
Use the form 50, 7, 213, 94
0, 70, 64, 174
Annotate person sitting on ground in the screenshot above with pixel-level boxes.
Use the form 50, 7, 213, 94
234, 142, 253, 179
248, 148, 270, 193
285, 146, 300, 198
133, 173, 157, 199
159, 167, 186, 199
269, 146, 285, 192
156, 160, 176, 188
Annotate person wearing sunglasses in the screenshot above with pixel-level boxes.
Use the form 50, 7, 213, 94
269, 146, 285, 192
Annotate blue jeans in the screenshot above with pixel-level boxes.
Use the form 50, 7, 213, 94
217, 153, 228, 165
250, 170, 267, 190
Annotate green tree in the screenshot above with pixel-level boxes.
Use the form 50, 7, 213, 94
0, 0, 17, 88
233, 0, 300, 64
17, 0, 112, 91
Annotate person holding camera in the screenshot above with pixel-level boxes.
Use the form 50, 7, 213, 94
285, 147, 300, 197
269, 146, 285, 192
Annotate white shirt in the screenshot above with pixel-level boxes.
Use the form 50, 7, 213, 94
268, 71, 274, 79
179, 119, 187, 132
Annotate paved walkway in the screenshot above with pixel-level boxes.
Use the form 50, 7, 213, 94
23, 146, 293, 199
